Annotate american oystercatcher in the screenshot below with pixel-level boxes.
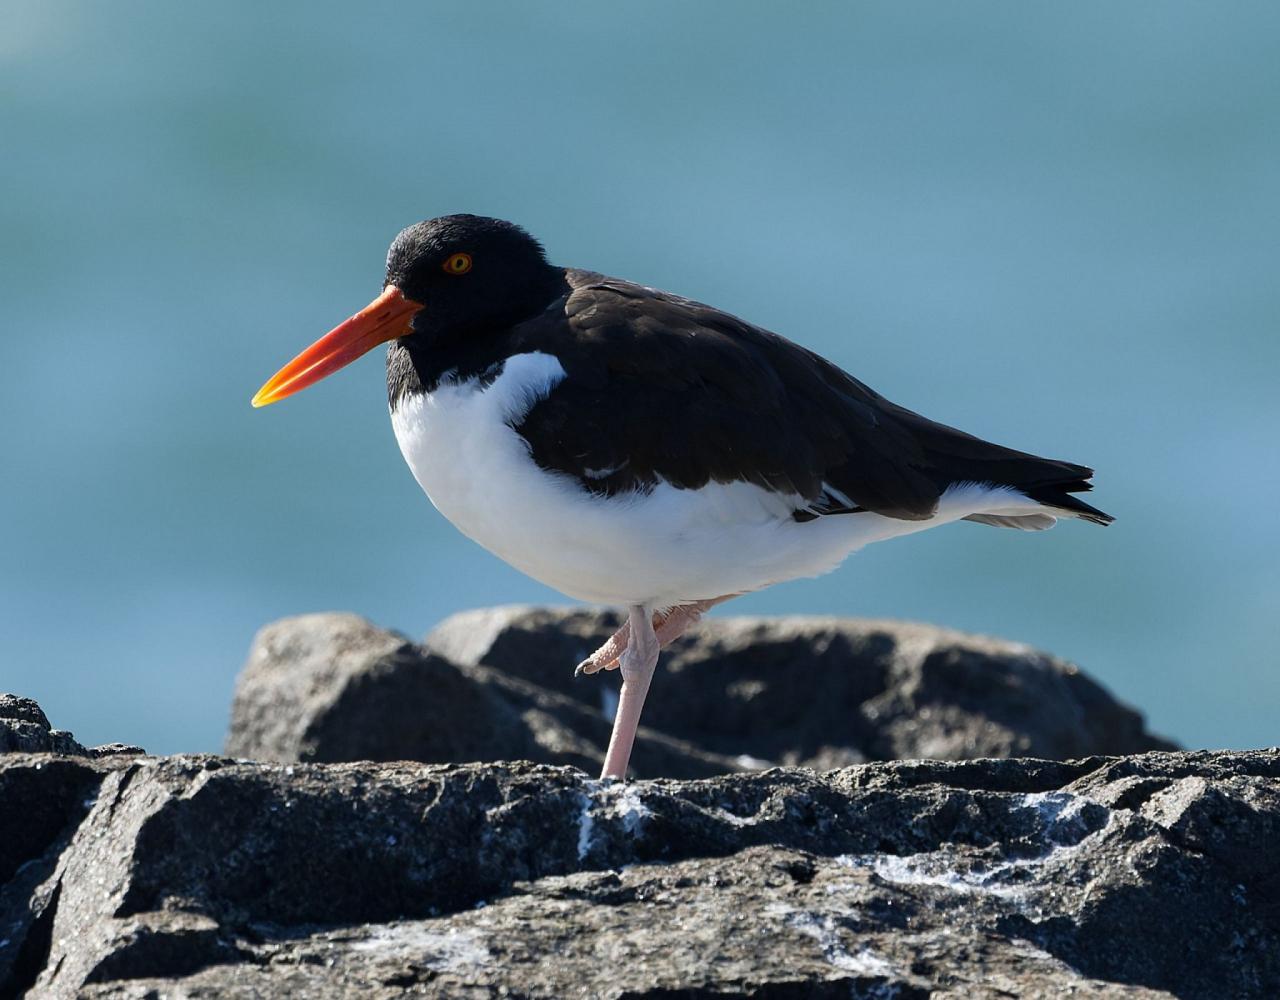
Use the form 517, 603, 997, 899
253, 214, 1112, 780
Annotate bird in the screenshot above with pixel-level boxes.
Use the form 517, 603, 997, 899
253, 214, 1112, 781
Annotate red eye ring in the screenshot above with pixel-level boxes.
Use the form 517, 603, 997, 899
443, 252, 472, 275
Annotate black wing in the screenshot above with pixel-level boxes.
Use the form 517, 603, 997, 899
511, 274, 1111, 525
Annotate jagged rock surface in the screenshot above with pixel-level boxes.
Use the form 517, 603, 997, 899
0, 693, 144, 758
1, 746, 1278, 998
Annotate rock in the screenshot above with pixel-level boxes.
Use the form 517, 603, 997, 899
228, 608, 1172, 779
225, 613, 500, 764
0, 751, 105, 993
0, 693, 145, 758
426, 605, 1175, 766
0, 697, 146, 995
226, 613, 738, 778
2, 744, 1277, 998
0, 694, 82, 755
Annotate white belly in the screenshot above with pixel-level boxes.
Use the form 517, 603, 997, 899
389, 352, 1046, 607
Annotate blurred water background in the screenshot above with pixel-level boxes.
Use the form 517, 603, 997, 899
2, 2, 1277, 754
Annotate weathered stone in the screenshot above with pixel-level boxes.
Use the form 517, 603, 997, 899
227, 608, 1174, 780
225, 613, 506, 764
226, 613, 741, 778
0, 693, 145, 760
426, 606, 1175, 766
1, 693, 90, 756
2, 741, 1277, 998
0, 754, 106, 993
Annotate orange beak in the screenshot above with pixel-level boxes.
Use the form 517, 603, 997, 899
251, 285, 423, 407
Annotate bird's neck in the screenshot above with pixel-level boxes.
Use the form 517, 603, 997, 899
386, 271, 569, 409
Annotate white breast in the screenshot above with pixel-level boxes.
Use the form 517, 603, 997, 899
389, 352, 1052, 607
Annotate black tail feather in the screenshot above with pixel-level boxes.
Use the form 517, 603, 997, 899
910, 418, 1115, 526
1022, 476, 1114, 526
846, 397, 1115, 526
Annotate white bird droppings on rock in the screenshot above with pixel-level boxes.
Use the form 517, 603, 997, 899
350, 924, 491, 972
837, 790, 1116, 905
766, 903, 898, 979
575, 780, 651, 859
575, 791, 596, 861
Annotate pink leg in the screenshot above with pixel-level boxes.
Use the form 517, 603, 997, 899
600, 604, 660, 780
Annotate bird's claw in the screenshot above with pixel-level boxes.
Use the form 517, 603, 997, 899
574, 656, 616, 677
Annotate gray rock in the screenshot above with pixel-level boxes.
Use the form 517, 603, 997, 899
227, 608, 1173, 779
426, 605, 1176, 766
0, 693, 145, 758
3, 745, 1278, 998
1, 694, 88, 756
226, 613, 739, 778
0, 752, 104, 993
225, 613, 500, 764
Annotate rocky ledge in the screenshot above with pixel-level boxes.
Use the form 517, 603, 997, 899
1, 744, 1278, 998
0, 612, 1244, 997
227, 608, 1173, 776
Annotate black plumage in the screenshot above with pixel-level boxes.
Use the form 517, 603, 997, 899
388, 258, 1111, 528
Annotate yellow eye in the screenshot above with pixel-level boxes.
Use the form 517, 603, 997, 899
442, 252, 473, 275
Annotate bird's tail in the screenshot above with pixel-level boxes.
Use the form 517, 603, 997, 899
1019, 472, 1113, 526
913, 418, 1114, 526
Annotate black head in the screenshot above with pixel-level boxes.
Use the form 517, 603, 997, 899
385, 215, 563, 341
252, 215, 564, 408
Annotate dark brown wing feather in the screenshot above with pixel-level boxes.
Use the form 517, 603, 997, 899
510, 273, 1111, 525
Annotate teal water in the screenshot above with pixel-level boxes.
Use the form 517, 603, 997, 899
2, 2, 1277, 754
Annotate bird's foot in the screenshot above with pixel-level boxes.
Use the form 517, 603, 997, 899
574, 597, 732, 677
574, 619, 631, 676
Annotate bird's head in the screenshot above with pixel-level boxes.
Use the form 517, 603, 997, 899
252, 214, 560, 407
